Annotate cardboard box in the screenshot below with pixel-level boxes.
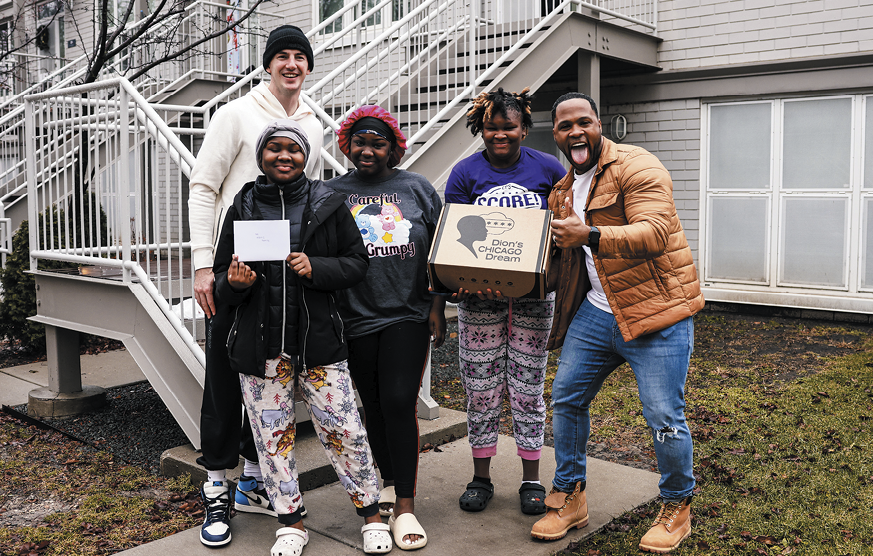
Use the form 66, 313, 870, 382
428, 203, 553, 299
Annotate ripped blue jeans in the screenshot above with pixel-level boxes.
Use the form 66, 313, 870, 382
551, 298, 695, 501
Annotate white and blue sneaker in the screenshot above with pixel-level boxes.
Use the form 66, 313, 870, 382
235, 475, 307, 517
200, 481, 232, 547
234, 475, 278, 517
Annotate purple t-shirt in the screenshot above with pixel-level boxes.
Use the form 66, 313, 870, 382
445, 146, 566, 209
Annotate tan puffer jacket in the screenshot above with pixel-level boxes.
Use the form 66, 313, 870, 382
546, 138, 704, 349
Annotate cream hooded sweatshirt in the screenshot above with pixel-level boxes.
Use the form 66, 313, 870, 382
188, 82, 324, 271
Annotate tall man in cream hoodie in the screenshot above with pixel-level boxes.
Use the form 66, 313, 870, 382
188, 25, 323, 548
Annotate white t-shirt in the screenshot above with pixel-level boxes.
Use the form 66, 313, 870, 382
572, 168, 612, 314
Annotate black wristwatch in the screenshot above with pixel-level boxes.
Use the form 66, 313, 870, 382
587, 226, 600, 252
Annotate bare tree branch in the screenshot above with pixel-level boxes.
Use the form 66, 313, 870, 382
103, 0, 176, 60
126, 0, 267, 82
2, 0, 277, 87
102, 0, 142, 53
85, 0, 112, 82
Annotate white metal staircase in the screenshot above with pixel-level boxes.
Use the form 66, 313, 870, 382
20, 0, 659, 447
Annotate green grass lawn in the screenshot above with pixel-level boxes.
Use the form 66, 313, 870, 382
562, 331, 873, 555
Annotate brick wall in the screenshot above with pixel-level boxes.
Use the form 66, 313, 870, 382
656, 0, 873, 71
601, 99, 702, 259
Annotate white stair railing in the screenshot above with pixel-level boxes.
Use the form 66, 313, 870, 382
195, 0, 656, 178
309, 0, 657, 167
24, 78, 204, 365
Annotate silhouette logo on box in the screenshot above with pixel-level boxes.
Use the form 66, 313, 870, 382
429, 204, 552, 299
456, 212, 523, 261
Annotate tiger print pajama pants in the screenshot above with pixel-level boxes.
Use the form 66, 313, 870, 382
239, 357, 380, 520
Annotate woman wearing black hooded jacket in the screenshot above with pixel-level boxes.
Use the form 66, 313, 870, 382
215, 167, 366, 372
211, 119, 393, 556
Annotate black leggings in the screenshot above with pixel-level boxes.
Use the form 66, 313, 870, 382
347, 319, 430, 499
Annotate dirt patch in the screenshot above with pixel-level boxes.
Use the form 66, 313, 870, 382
690, 312, 870, 384
0, 495, 77, 529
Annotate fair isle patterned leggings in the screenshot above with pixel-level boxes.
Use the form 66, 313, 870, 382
239, 358, 379, 519
457, 293, 555, 460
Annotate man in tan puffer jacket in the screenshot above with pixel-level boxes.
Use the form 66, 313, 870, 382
530, 93, 704, 554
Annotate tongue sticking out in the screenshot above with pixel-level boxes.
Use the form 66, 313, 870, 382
571, 145, 589, 166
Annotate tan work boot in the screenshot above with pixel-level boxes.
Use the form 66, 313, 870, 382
639, 497, 692, 553
530, 482, 588, 540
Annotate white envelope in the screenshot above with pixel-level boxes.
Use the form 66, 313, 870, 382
233, 220, 291, 262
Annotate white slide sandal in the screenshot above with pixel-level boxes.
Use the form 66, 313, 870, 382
379, 485, 396, 517
389, 513, 428, 550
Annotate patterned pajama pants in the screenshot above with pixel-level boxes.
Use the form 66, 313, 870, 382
457, 293, 555, 460
239, 358, 380, 518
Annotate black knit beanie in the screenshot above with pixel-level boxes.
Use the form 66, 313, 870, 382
262, 25, 314, 71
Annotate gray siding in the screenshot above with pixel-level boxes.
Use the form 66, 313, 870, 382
274, 0, 314, 31
601, 99, 702, 259
656, 0, 873, 70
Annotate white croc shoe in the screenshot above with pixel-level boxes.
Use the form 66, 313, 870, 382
361, 521, 393, 554
271, 527, 309, 556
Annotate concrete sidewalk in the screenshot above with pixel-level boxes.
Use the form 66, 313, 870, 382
0, 348, 144, 408
121, 437, 659, 556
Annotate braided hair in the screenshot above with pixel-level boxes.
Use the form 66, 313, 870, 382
465, 87, 534, 136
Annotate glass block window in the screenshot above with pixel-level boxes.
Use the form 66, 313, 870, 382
705, 95, 869, 293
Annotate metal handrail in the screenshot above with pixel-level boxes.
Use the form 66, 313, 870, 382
406, 0, 577, 147
305, 0, 448, 102
25, 77, 204, 365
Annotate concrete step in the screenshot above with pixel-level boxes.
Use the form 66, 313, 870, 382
160, 408, 469, 490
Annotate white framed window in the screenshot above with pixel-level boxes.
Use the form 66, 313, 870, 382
0, 20, 10, 54
702, 94, 872, 298
315, 0, 408, 35
35, 0, 65, 76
